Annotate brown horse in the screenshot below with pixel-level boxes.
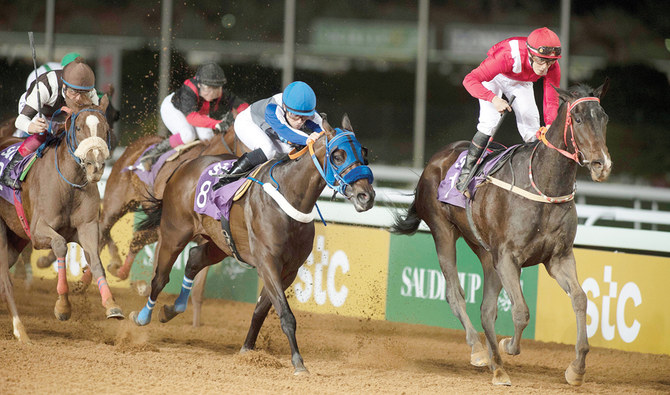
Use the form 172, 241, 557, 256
0, 96, 124, 343
391, 82, 611, 386
129, 115, 375, 374
99, 126, 248, 281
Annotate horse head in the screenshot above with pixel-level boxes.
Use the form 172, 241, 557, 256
555, 80, 612, 182
69, 94, 111, 183
319, 114, 375, 212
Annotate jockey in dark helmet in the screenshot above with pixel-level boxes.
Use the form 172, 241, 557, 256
2, 59, 99, 190
139, 62, 248, 170
212, 80, 324, 190
457, 27, 561, 195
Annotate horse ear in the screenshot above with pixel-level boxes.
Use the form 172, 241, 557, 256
342, 113, 354, 132
553, 84, 574, 104
594, 77, 610, 99
99, 94, 110, 112
322, 115, 336, 138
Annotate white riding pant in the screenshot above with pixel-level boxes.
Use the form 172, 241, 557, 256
160, 93, 214, 144
478, 74, 540, 142
233, 107, 290, 160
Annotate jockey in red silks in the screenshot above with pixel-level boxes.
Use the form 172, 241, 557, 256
139, 62, 249, 170
2, 57, 99, 190
456, 27, 562, 193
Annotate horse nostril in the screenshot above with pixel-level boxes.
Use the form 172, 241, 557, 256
357, 192, 369, 202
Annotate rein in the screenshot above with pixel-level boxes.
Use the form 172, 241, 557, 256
488, 96, 600, 204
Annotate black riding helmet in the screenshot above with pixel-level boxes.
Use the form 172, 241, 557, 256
195, 63, 227, 87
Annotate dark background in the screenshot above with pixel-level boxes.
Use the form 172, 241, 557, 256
0, 0, 668, 183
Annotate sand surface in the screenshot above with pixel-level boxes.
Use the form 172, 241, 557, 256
1, 276, 669, 394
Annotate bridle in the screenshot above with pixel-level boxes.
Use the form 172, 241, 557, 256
56, 108, 109, 188
535, 97, 601, 166
528, 96, 600, 203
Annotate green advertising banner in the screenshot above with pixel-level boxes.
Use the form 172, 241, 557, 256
386, 232, 538, 338
131, 242, 258, 304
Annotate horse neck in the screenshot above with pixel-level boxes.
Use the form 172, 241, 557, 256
534, 103, 578, 194
272, 145, 327, 213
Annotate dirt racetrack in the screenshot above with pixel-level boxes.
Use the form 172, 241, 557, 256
1, 276, 669, 394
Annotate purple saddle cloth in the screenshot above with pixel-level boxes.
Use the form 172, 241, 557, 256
437, 145, 518, 208
0, 143, 33, 204
193, 160, 247, 221
122, 144, 178, 188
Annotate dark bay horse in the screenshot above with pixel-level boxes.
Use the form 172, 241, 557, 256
0, 96, 124, 343
129, 115, 375, 374
99, 126, 248, 281
392, 82, 611, 386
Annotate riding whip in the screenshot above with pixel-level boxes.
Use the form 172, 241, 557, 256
462, 95, 516, 189
28, 31, 43, 118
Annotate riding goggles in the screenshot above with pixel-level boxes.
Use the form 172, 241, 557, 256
526, 43, 561, 58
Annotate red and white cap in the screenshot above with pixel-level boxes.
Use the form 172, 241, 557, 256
527, 27, 562, 59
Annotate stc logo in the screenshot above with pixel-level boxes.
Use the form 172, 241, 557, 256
294, 236, 349, 307
582, 265, 641, 343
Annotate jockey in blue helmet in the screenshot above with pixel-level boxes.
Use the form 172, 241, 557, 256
212, 81, 324, 190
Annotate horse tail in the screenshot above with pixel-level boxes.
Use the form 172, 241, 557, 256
390, 197, 421, 235
135, 194, 163, 232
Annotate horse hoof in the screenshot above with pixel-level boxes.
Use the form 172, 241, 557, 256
293, 367, 310, 376
106, 307, 125, 320
107, 262, 121, 277
159, 305, 179, 323
498, 338, 512, 355
54, 295, 71, 321
470, 348, 490, 367
36, 256, 53, 269
492, 368, 511, 386
129, 311, 143, 326
14, 323, 32, 345
565, 364, 585, 386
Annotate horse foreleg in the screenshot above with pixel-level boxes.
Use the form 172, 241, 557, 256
241, 288, 272, 352
130, 237, 184, 326
114, 229, 158, 280
160, 242, 223, 323
257, 262, 307, 375
495, 256, 529, 357
431, 226, 486, 366
0, 225, 31, 344
32, 219, 71, 321
477, 250, 509, 385
546, 253, 588, 386
78, 221, 124, 319
191, 266, 210, 327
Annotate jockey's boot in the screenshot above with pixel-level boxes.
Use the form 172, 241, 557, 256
455, 131, 489, 194
212, 148, 267, 191
0, 151, 25, 190
139, 139, 172, 171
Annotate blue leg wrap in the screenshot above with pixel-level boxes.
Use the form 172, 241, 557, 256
137, 298, 156, 325
174, 276, 193, 313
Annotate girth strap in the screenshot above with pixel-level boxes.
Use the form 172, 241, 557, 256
219, 217, 253, 269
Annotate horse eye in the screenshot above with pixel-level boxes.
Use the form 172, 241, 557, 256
574, 117, 582, 124
361, 147, 369, 165
331, 150, 346, 166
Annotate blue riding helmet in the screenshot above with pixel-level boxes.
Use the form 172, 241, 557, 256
282, 81, 316, 116
324, 128, 373, 195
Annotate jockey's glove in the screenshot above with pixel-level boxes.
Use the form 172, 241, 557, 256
215, 112, 234, 133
